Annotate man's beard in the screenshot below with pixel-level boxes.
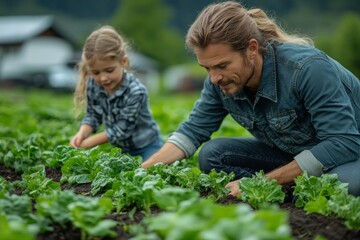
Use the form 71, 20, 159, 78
222, 64, 255, 97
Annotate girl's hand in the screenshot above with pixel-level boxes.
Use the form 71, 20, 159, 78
70, 132, 88, 148
69, 125, 93, 148
225, 179, 241, 196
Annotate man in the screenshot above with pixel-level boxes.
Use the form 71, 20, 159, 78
142, 1, 360, 196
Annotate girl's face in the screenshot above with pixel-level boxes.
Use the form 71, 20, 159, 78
88, 56, 128, 95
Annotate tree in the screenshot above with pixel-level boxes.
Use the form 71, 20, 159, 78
315, 13, 360, 78
111, 0, 189, 70
332, 14, 360, 78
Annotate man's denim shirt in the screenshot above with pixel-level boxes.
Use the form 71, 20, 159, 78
81, 72, 160, 152
169, 42, 360, 176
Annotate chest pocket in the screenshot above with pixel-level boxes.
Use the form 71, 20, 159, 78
230, 112, 254, 130
267, 110, 315, 145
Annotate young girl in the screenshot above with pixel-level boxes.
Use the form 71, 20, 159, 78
70, 25, 162, 161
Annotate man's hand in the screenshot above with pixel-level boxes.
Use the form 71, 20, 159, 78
225, 160, 302, 197
225, 179, 241, 196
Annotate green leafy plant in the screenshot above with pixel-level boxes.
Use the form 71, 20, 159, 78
293, 172, 360, 230
35, 190, 88, 227
197, 170, 234, 199
133, 198, 293, 240
0, 215, 38, 240
293, 172, 348, 211
0, 193, 33, 222
147, 161, 234, 199
105, 168, 165, 214
238, 170, 285, 209
43, 145, 80, 168
14, 167, 61, 199
90, 149, 141, 195
152, 186, 200, 211
60, 147, 102, 184
68, 197, 117, 240
2, 145, 43, 173
327, 190, 360, 230
0, 176, 12, 197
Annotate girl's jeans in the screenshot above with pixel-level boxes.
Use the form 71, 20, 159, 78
198, 137, 360, 196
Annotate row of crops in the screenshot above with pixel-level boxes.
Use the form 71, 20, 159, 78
0, 88, 359, 240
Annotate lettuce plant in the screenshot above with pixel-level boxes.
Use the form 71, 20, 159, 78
0, 215, 38, 240
293, 172, 360, 230
238, 170, 285, 209
14, 168, 60, 199
68, 197, 117, 240
134, 198, 293, 240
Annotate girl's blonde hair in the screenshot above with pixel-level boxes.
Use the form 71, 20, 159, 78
186, 1, 313, 54
73, 25, 129, 118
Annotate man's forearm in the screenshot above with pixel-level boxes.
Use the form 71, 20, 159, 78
141, 142, 186, 169
266, 160, 303, 185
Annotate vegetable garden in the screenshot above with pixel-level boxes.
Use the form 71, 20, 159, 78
0, 88, 359, 240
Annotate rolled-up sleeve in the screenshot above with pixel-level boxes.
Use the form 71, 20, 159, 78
168, 132, 198, 158
294, 150, 324, 176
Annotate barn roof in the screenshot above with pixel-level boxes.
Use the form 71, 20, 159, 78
0, 15, 74, 46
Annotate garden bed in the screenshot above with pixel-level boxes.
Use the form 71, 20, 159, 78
1, 164, 359, 240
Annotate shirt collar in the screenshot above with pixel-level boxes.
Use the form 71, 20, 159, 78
257, 42, 277, 103
111, 71, 129, 99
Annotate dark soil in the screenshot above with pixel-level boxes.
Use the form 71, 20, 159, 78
1, 164, 359, 240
